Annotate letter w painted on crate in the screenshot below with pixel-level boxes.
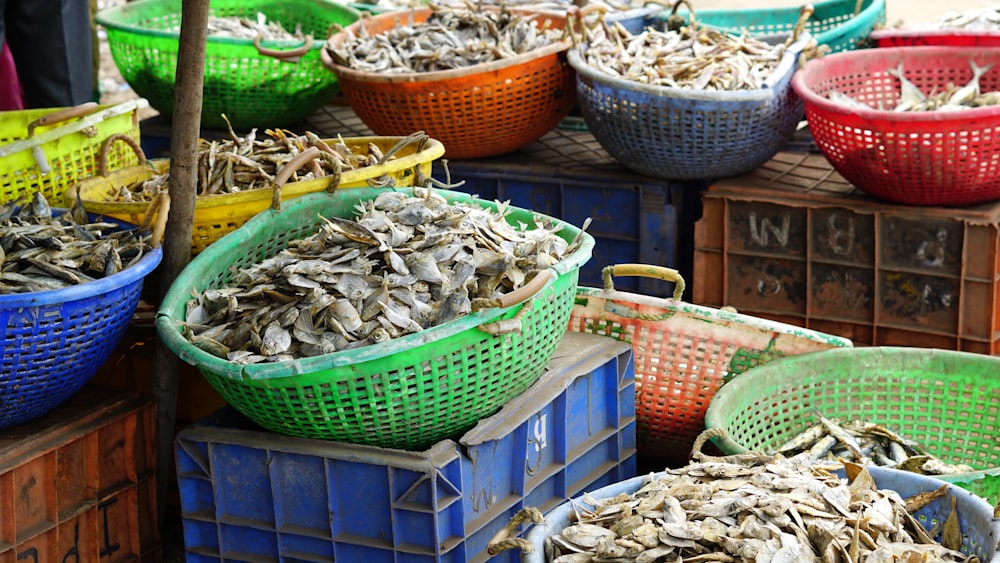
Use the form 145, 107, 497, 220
748, 212, 790, 248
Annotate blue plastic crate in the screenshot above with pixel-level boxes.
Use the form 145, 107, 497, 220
437, 159, 689, 299
175, 332, 636, 563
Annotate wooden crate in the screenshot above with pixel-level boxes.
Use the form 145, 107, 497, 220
694, 151, 1000, 354
0, 386, 159, 562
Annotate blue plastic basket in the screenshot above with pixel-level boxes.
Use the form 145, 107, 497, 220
521, 466, 1000, 563
0, 216, 162, 429
566, 33, 810, 181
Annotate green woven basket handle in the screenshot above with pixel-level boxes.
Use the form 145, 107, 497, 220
601, 263, 685, 300
26, 102, 99, 137
253, 33, 314, 62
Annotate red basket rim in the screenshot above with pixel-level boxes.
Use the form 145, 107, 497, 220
791, 45, 1000, 122
321, 7, 570, 84
870, 28, 1000, 41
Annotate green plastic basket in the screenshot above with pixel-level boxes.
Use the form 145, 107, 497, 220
705, 346, 1000, 505
96, 0, 361, 130
663, 0, 885, 53
155, 188, 594, 450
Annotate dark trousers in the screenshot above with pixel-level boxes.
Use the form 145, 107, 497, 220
0, 0, 93, 108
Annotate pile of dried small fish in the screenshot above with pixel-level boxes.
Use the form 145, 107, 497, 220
109, 124, 425, 202
828, 61, 1000, 112
924, 7, 1000, 31
182, 186, 584, 363
167, 12, 305, 41
575, 15, 790, 90
0, 193, 153, 294
773, 412, 977, 476
542, 435, 975, 562
324, 4, 565, 73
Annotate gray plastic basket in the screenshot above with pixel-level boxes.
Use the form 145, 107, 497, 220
520, 466, 1000, 563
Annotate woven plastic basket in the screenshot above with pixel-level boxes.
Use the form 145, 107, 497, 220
0, 214, 162, 429
567, 27, 811, 180
664, 0, 885, 53
870, 28, 1000, 48
518, 466, 1000, 563
793, 46, 1000, 207
0, 100, 147, 207
67, 133, 445, 254
155, 188, 594, 450
320, 8, 576, 160
567, 265, 852, 465
96, 0, 361, 130
705, 346, 1000, 505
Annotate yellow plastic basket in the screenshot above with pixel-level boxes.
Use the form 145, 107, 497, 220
0, 99, 148, 206
67, 133, 445, 254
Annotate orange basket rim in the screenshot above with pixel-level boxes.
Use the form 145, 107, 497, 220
322, 7, 571, 84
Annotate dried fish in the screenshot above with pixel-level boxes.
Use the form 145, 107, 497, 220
541, 437, 978, 563
576, 12, 789, 91
324, 4, 565, 74
167, 12, 306, 41
181, 186, 585, 361
828, 60, 1000, 112
775, 413, 977, 476
923, 6, 1000, 31
0, 193, 153, 294
104, 126, 425, 202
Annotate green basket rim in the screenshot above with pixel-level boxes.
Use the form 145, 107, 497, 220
95, 0, 360, 50
156, 188, 595, 382
703, 345, 1000, 483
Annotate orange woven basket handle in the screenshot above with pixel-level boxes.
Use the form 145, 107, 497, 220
26, 102, 100, 136
602, 263, 685, 300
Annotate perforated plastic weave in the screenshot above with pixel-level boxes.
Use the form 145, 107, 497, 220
156, 189, 594, 450
566, 34, 809, 181
669, 0, 885, 53
0, 101, 145, 206
0, 218, 162, 429
97, 0, 360, 130
705, 346, 1000, 505
793, 46, 1000, 206
322, 8, 576, 160
568, 286, 850, 464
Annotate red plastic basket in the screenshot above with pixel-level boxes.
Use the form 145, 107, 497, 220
793, 46, 1000, 207
320, 8, 576, 160
871, 28, 1000, 48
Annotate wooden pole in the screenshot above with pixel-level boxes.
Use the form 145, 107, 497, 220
151, 0, 208, 538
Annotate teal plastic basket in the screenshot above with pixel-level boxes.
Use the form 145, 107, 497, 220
661, 0, 886, 53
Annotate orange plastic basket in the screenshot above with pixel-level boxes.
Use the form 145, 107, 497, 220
321, 8, 576, 159
567, 264, 853, 465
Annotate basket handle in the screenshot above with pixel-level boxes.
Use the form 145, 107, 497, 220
477, 270, 555, 335
791, 4, 814, 43
498, 269, 553, 309
98, 132, 147, 177
26, 102, 100, 136
484, 507, 545, 557
253, 33, 314, 61
665, 0, 696, 32
270, 146, 342, 210
602, 264, 685, 300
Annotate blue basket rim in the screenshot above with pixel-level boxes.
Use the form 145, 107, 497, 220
567, 31, 811, 100
0, 218, 162, 308
155, 188, 595, 381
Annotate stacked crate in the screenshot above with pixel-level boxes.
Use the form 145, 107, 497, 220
174, 333, 636, 562
0, 386, 158, 562
693, 150, 1000, 354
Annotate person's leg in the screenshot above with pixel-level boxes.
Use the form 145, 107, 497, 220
6, 0, 93, 108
